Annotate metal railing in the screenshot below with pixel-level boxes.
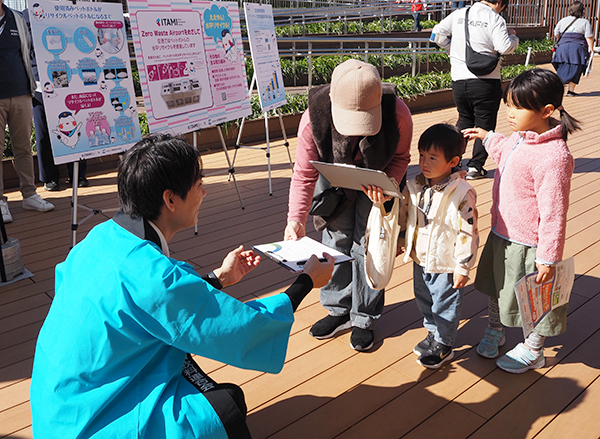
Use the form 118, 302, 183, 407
255, 36, 441, 87
5, 0, 27, 11
238, 0, 545, 36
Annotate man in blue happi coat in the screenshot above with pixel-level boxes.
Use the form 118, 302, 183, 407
30, 134, 334, 438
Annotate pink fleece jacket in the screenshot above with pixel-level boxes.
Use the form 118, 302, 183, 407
287, 98, 413, 226
485, 124, 574, 265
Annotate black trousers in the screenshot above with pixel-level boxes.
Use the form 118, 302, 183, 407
182, 354, 252, 438
452, 78, 502, 170
32, 93, 87, 183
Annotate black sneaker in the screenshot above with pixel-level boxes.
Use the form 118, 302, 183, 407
44, 180, 60, 191
413, 332, 434, 356
78, 177, 89, 187
350, 327, 374, 352
417, 340, 454, 369
309, 314, 351, 339
566, 90, 579, 97
466, 167, 487, 180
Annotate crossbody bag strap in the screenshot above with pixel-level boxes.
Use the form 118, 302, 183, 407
555, 17, 579, 46
464, 7, 472, 49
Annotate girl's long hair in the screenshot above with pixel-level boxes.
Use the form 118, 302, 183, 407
504, 68, 581, 141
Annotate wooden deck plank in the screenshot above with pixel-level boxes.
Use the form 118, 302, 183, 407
534, 370, 600, 439
401, 402, 486, 439
0, 402, 30, 438
3, 63, 600, 438
0, 380, 30, 413
466, 329, 600, 439
0, 359, 34, 391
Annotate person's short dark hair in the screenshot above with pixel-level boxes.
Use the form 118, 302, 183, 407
117, 133, 202, 221
485, 0, 510, 10
568, 1, 585, 18
418, 123, 466, 163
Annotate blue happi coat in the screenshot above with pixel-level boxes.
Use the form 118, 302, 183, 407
30, 215, 295, 438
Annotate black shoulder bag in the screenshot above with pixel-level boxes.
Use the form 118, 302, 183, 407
464, 7, 501, 76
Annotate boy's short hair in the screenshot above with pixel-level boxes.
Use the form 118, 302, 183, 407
117, 133, 202, 221
418, 123, 466, 163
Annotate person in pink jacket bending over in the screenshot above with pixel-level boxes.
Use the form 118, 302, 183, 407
284, 59, 413, 352
463, 68, 579, 374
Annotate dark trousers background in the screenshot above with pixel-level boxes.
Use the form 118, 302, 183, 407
452, 78, 502, 170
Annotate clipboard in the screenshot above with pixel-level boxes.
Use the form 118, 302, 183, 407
252, 236, 354, 273
309, 160, 401, 197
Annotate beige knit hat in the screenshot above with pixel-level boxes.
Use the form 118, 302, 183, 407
330, 59, 383, 136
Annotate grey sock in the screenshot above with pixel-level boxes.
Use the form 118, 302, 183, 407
525, 332, 546, 352
488, 297, 503, 330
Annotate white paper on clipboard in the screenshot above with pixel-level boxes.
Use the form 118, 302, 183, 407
253, 236, 353, 273
309, 161, 401, 197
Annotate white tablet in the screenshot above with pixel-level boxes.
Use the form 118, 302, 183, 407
309, 161, 401, 197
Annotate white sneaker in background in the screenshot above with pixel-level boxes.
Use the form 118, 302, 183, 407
0, 199, 13, 223
22, 193, 55, 212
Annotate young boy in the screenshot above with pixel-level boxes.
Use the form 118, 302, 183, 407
399, 124, 479, 368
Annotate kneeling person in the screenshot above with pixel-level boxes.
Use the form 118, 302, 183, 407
30, 134, 334, 438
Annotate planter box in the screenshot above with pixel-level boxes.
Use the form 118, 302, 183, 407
403, 88, 455, 114
0, 73, 520, 190
182, 113, 303, 153
503, 51, 553, 66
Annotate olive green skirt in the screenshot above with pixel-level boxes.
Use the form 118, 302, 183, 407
475, 232, 567, 337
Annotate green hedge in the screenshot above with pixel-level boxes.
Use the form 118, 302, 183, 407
272, 18, 438, 37
243, 63, 537, 122
7, 63, 537, 145
6, 59, 541, 150
245, 38, 552, 87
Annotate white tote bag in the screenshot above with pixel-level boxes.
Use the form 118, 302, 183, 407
364, 197, 400, 290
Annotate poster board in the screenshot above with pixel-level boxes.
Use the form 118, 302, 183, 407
128, 0, 251, 135
28, 0, 142, 165
244, 2, 286, 112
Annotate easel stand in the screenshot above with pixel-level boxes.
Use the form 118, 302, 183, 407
193, 128, 245, 210
192, 126, 245, 235
70, 161, 119, 248
0, 216, 8, 282
230, 74, 293, 195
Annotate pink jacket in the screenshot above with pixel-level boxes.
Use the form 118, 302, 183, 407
485, 124, 574, 265
288, 98, 413, 226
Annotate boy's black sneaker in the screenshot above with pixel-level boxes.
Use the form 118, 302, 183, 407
466, 167, 487, 180
350, 327, 374, 352
413, 332, 435, 356
44, 180, 60, 191
309, 314, 351, 339
417, 340, 454, 369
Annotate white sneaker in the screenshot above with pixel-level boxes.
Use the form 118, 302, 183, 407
22, 193, 55, 212
0, 199, 13, 223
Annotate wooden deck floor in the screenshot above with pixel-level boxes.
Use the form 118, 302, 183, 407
3, 63, 600, 438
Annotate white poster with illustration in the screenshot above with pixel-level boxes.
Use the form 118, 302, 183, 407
244, 3, 286, 112
28, 0, 141, 165
128, 0, 251, 134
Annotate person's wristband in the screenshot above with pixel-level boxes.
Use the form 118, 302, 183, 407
284, 274, 313, 312
204, 271, 223, 290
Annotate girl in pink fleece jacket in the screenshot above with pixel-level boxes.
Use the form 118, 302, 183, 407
463, 69, 579, 374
